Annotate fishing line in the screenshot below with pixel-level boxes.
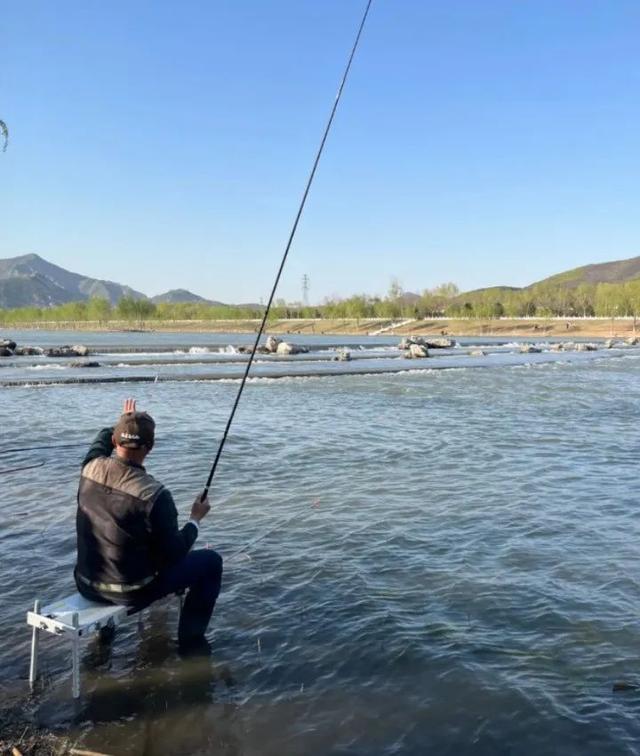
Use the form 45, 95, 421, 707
225, 507, 316, 562
202, 0, 374, 496
0, 461, 45, 475
0, 442, 89, 456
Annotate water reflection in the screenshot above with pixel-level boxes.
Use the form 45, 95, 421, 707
67, 607, 240, 755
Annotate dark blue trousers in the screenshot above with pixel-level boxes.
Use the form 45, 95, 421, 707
148, 549, 223, 644
77, 549, 223, 646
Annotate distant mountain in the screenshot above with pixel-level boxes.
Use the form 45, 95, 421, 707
151, 289, 222, 305
456, 256, 640, 300
458, 285, 520, 298
0, 253, 146, 308
527, 255, 640, 289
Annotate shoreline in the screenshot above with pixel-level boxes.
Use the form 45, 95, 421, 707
0, 317, 636, 340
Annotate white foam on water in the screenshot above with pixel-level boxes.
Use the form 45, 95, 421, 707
188, 346, 210, 354
27, 364, 66, 371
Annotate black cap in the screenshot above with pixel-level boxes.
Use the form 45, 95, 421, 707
113, 411, 155, 450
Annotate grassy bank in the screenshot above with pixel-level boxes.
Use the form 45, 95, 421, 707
0, 317, 637, 339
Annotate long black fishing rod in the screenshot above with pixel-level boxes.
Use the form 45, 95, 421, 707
202, 0, 374, 497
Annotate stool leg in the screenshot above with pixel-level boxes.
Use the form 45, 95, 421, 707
29, 599, 41, 688
71, 612, 80, 699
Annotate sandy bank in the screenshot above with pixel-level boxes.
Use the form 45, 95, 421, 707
1, 317, 637, 339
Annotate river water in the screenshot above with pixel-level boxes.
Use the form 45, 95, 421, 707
1, 331, 640, 754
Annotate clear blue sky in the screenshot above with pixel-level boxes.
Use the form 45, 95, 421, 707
2, 0, 639, 303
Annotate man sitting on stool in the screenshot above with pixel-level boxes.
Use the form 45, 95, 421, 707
74, 398, 222, 654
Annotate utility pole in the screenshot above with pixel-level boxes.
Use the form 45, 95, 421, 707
302, 274, 310, 307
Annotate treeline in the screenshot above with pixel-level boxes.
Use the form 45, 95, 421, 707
0, 297, 266, 324
2, 279, 640, 323
321, 280, 640, 319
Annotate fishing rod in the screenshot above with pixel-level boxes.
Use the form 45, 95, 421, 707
202, 0, 374, 497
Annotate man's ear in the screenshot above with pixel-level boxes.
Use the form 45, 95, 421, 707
112, 434, 118, 448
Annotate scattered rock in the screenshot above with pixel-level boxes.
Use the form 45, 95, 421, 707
45, 345, 91, 358
399, 336, 423, 349
265, 336, 281, 353
0, 339, 17, 351
470, 350, 486, 357
519, 344, 542, 354
333, 348, 351, 361
0, 347, 13, 357
276, 342, 308, 355
604, 339, 618, 349
406, 343, 429, 359
550, 343, 564, 352
575, 343, 597, 352
70, 361, 101, 368
13, 346, 44, 356
425, 337, 456, 349
626, 336, 639, 346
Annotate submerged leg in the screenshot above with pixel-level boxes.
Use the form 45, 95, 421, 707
178, 551, 223, 647
152, 550, 223, 649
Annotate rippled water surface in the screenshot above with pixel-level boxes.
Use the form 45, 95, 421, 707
2, 333, 640, 754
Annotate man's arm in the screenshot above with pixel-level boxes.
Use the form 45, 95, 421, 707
81, 427, 114, 468
148, 489, 200, 570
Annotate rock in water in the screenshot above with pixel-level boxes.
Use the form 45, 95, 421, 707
407, 343, 429, 359
519, 344, 542, 354
425, 338, 456, 349
70, 361, 101, 368
334, 348, 351, 361
399, 336, 430, 349
276, 341, 305, 355
0, 347, 13, 357
575, 343, 597, 352
14, 346, 44, 356
470, 350, 486, 357
46, 345, 91, 357
0, 339, 17, 352
265, 336, 281, 353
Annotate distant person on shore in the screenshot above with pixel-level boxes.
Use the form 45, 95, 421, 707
74, 398, 222, 655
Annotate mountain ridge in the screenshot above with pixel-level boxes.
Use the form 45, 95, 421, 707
2, 252, 640, 309
0, 254, 213, 308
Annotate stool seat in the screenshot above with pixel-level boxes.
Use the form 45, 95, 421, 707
27, 594, 127, 637
27, 591, 182, 698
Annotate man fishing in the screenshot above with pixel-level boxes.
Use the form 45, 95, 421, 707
74, 398, 222, 655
